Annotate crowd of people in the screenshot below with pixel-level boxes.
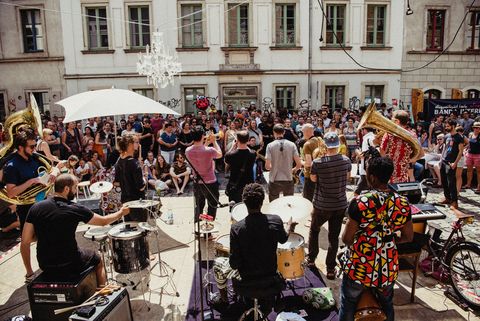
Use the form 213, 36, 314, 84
1, 101, 480, 321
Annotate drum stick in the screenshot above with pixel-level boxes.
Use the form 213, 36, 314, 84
54, 300, 96, 315
53, 284, 119, 315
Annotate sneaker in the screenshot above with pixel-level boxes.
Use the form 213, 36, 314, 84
326, 270, 336, 280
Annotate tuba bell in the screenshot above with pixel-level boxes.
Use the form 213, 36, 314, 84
0, 94, 54, 205
357, 103, 421, 160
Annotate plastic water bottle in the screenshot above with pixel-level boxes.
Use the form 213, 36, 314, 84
172, 306, 182, 321
166, 208, 174, 225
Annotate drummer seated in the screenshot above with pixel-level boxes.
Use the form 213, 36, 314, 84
227, 183, 296, 313
21, 173, 130, 286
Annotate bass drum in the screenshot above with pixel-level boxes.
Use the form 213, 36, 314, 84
108, 222, 150, 274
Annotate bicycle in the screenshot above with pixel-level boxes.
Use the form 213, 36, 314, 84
417, 180, 480, 310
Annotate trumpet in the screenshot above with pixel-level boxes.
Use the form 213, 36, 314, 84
204, 131, 224, 144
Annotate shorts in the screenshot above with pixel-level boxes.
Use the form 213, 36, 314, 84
457, 156, 465, 168
465, 153, 480, 167
40, 248, 100, 280
0, 208, 17, 228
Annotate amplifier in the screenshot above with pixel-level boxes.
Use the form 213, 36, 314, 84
69, 288, 133, 321
27, 268, 97, 321
389, 182, 422, 204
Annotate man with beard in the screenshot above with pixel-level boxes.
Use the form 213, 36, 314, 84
3, 129, 49, 231
21, 174, 130, 285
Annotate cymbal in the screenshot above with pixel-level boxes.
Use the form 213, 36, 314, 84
198, 221, 219, 234
90, 181, 113, 194
123, 199, 160, 209
266, 196, 313, 222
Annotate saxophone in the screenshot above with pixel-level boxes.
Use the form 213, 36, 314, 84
0, 94, 54, 204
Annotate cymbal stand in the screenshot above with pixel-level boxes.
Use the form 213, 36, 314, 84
148, 206, 179, 297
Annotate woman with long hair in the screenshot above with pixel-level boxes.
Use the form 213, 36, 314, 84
169, 153, 191, 195
94, 123, 108, 164
83, 127, 95, 150
154, 154, 172, 186
62, 121, 82, 158
224, 120, 237, 153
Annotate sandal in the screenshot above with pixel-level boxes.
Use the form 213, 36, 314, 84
305, 259, 316, 268
326, 270, 336, 280
25, 273, 35, 284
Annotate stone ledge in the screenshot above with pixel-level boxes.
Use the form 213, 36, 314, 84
81, 49, 115, 54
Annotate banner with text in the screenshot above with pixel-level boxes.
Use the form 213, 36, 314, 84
424, 99, 480, 120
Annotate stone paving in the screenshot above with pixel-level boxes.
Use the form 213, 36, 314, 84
0, 175, 479, 320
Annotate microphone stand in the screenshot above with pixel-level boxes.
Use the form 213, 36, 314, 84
184, 153, 223, 321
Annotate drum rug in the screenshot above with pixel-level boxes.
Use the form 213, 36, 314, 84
186, 262, 338, 321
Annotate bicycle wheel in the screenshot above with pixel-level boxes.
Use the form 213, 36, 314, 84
447, 242, 480, 309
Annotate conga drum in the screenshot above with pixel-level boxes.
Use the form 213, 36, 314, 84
354, 289, 387, 321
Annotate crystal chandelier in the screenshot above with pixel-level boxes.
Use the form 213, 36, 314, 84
136, 32, 182, 88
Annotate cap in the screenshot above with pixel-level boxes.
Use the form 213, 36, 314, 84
473, 122, 480, 129
324, 132, 340, 148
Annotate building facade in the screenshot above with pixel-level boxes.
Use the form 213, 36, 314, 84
60, 0, 404, 115
400, 0, 480, 112
0, 0, 66, 120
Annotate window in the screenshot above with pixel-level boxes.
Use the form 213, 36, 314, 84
184, 87, 206, 114
129, 6, 150, 48
325, 86, 345, 110
326, 4, 345, 46
86, 7, 109, 49
28, 91, 50, 114
424, 89, 442, 99
426, 9, 445, 51
366, 5, 386, 46
467, 10, 480, 50
467, 89, 480, 99
227, 4, 249, 47
222, 86, 258, 110
181, 4, 203, 47
20, 9, 44, 52
275, 86, 296, 109
133, 88, 154, 99
364, 85, 384, 104
275, 4, 296, 46
0, 93, 6, 122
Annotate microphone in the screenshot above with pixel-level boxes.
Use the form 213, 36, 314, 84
217, 201, 236, 208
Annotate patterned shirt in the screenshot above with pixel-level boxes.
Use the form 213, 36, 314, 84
381, 132, 415, 183
340, 191, 411, 288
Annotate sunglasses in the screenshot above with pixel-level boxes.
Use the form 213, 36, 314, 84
27, 144, 36, 149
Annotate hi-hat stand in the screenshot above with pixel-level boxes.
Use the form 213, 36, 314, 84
185, 153, 228, 321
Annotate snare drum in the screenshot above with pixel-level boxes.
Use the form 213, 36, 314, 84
354, 289, 387, 321
108, 222, 150, 274
83, 226, 111, 242
214, 234, 230, 257
231, 203, 248, 224
277, 233, 305, 280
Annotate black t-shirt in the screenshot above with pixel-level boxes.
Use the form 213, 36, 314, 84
230, 213, 288, 280
283, 128, 297, 143
3, 153, 41, 186
442, 133, 464, 163
225, 149, 256, 189
26, 197, 93, 269
178, 131, 193, 149
140, 127, 153, 148
114, 156, 145, 202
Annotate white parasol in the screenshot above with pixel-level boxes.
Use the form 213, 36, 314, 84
56, 88, 180, 123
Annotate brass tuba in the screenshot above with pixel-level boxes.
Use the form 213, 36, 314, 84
0, 94, 54, 205
358, 103, 421, 160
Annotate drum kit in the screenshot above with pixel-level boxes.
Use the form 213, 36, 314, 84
82, 186, 179, 301
212, 196, 313, 296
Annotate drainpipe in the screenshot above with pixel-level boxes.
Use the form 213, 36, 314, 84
308, 0, 313, 111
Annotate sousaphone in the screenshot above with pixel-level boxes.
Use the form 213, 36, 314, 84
0, 94, 54, 204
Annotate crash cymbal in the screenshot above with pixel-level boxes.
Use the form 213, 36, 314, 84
266, 196, 313, 222
123, 199, 160, 209
90, 181, 113, 194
